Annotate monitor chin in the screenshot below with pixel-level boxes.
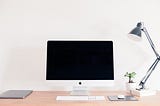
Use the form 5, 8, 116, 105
46, 80, 115, 92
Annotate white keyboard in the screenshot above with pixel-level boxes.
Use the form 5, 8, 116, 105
56, 96, 105, 101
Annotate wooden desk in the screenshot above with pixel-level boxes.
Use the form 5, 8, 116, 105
0, 91, 160, 106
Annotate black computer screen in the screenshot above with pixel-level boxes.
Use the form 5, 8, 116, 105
46, 41, 114, 80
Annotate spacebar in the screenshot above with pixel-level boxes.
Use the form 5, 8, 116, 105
56, 96, 105, 101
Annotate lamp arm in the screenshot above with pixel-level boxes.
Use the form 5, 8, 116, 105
142, 27, 160, 58
138, 58, 160, 89
138, 26, 160, 90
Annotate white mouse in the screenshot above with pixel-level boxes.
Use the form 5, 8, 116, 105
117, 95, 125, 99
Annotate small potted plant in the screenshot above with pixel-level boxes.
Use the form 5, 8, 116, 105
124, 72, 136, 91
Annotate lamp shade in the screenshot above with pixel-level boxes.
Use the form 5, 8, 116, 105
128, 22, 142, 41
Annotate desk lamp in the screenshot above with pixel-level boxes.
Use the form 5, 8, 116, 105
128, 22, 159, 96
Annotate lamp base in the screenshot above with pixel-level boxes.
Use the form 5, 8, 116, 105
130, 89, 156, 97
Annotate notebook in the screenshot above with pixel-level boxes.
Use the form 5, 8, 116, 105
0, 90, 33, 99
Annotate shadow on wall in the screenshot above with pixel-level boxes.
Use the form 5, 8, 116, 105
1, 47, 47, 90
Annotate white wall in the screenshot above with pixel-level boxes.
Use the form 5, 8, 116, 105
1, 0, 160, 91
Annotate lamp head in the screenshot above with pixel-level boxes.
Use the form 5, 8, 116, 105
128, 22, 143, 41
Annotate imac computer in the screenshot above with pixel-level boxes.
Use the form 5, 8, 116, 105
46, 40, 114, 95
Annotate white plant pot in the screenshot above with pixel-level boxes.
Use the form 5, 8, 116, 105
126, 82, 137, 91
